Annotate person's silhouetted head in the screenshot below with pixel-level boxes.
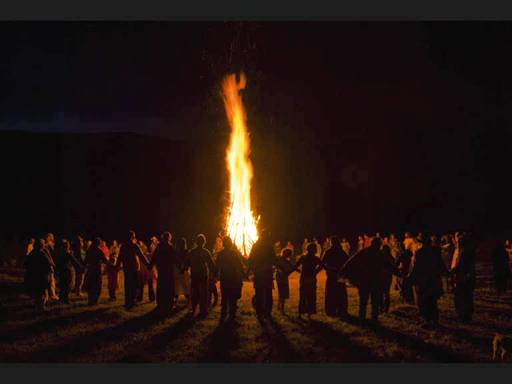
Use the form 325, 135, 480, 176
28, 238, 35, 245
34, 238, 45, 251
62, 240, 71, 252
260, 229, 270, 241
370, 237, 382, 249
93, 237, 102, 247
196, 234, 206, 248
330, 235, 340, 247
222, 236, 233, 249
307, 243, 317, 255
358, 236, 362, 241
282, 248, 292, 259
126, 231, 136, 244
177, 237, 187, 250
162, 232, 171, 244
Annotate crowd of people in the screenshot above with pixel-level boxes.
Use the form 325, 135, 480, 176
21, 229, 511, 329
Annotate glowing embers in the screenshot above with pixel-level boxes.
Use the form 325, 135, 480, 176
221, 73, 259, 256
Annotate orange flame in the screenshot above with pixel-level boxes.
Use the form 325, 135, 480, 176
222, 73, 259, 256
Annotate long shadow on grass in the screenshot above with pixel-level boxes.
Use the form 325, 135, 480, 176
115, 312, 200, 363
4, 307, 175, 363
255, 316, 306, 363
197, 321, 241, 363
285, 315, 390, 363
361, 319, 470, 362
0, 305, 124, 344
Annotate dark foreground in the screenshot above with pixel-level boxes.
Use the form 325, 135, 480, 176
0, 263, 509, 363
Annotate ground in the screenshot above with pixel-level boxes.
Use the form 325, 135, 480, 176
0, 263, 510, 363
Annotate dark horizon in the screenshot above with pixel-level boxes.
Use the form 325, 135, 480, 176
2, 22, 512, 246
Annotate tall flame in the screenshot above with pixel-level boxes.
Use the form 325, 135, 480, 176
222, 73, 259, 256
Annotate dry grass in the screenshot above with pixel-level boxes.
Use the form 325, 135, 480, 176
0, 263, 509, 363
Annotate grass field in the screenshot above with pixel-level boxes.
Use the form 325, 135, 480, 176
0, 263, 510, 363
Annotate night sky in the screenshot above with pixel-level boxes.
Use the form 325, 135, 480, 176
2, 22, 512, 244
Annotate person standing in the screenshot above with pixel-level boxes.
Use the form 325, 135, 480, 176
441, 235, 455, 293
378, 245, 396, 314
72, 236, 87, 297
44, 233, 59, 301
293, 243, 329, 320
313, 238, 322, 257
406, 233, 448, 328
24, 238, 54, 311
275, 248, 298, 314
340, 237, 402, 323
363, 234, 371, 249
216, 236, 245, 323
322, 237, 331, 256
302, 238, 308, 255
149, 232, 179, 312
357, 236, 364, 252
450, 232, 477, 323
146, 237, 159, 303
274, 241, 282, 256
107, 240, 120, 301
83, 238, 111, 306
26, 238, 34, 257
247, 229, 278, 317
174, 237, 191, 307
341, 238, 351, 256
389, 234, 398, 259
491, 238, 511, 295
115, 231, 150, 310
182, 234, 215, 317
56, 240, 83, 304
136, 240, 153, 303
322, 236, 349, 318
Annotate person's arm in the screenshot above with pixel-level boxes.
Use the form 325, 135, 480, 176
148, 247, 157, 270
135, 244, 150, 267
68, 252, 84, 272
205, 250, 216, 274
181, 251, 190, 272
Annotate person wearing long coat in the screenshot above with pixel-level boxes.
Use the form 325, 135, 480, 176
247, 229, 278, 317
216, 236, 245, 323
115, 231, 150, 310
275, 248, 298, 314
450, 232, 477, 323
149, 232, 179, 312
340, 237, 402, 322
406, 233, 448, 328
56, 240, 83, 304
83, 238, 111, 305
491, 239, 511, 295
24, 238, 54, 311
322, 236, 349, 318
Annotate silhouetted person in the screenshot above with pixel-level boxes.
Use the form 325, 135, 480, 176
322, 236, 349, 318
26, 238, 34, 257
341, 237, 401, 323
107, 241, 120, 300
247, 229, 278, 317
56, 240, 83, 304
450, 232, 476, 323
72, 236, 86, 297
491, 239, 511, 295
441, 235, 455, 293
357, 236, 364, 252
149, 232, 179, 312
44, 232, 59, 301
216, 236, 245, 323
294, 243, 330, 320
406, 233, 448, 328
341, 238, 351, 256
83, 238, 111, 306
363, 234, 371, 249
302, 238, 308, 255
378, 245, 396, 314
115, 231, 150, 310
322, 237, 331, 256
183, 234, 215, 316
174, 237, 191, 307
389, 234, 398, 259
24, 238, 54, 311
136, 240, 153, 302
395, 242, 414, 304
275, 248, 298, 314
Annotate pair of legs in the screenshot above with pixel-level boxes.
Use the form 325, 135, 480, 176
190, 276, 209, 315
209, 279, 218, 307
220, 287, 239, 322
34, 291, 48, 311
137, 278, 155, 302
254, 285, 273, 316
325, 277, 348, 318
299, 277, 317, 319
417, 295, 439, 327
74, 272, 85, 296
454, 279, 475, 323
124, 272, 139, 309
59, 276, 72, 304
358, 285, 381, 321
156, 276, 175, 311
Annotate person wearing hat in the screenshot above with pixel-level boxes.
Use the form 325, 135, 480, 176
405, 232, 448, 328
